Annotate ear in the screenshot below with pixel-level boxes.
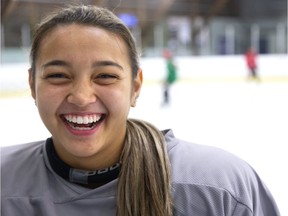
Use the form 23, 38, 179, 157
131, 68, 143, 107
28, 68, 36, 100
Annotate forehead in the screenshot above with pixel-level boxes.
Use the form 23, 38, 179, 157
37, 24, 129, 63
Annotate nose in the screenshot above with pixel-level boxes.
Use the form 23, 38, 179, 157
67, 80, 97, 107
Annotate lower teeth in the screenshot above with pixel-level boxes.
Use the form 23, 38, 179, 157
71, 126, 93, 130
68, 122, 96, 130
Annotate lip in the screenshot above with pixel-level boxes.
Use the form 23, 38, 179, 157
60, 113, 105, 136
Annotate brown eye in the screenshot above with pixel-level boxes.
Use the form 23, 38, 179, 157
47, 73, 67, 79
98, 74, 114, 79
95, 73, 118, 85
44, 73, 71, 85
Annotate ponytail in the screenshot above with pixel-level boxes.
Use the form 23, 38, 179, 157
117, 119, 173, 216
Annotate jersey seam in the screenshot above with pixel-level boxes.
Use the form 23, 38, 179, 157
173, 182, 254, 214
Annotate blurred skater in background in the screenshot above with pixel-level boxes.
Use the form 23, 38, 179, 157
162, 49, 177, 106
245, 48, 260, 82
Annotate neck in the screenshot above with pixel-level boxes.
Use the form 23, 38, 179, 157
52, 138, 123, 171
46, 138, 121, 186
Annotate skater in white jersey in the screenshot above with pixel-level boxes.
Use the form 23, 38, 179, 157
1, 5, 280, 216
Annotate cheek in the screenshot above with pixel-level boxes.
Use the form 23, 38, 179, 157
35, 84, 64, 114
103, 87, 133, 112
35, 79, 66, 100
36, 91, 56, 116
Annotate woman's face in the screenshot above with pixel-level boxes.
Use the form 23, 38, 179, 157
29, 24, 142, 170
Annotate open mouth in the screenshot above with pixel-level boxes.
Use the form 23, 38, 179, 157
61, 114, 105, 131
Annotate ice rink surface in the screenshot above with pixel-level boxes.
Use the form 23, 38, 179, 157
1, 79, 287, 215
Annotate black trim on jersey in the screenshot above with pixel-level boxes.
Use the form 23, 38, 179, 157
45, 138, 120, 186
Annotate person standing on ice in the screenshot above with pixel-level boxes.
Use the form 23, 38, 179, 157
162, 49, 177, 106
245, 48, 260, 82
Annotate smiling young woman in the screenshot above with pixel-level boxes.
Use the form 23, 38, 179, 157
1, 5, 280, 216
30, 23, 137, 170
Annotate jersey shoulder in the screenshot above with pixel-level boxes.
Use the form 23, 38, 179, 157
163, 129, 280, 215
1, 141, 47, 196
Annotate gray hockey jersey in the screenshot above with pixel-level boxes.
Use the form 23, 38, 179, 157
1, 129, 280, 215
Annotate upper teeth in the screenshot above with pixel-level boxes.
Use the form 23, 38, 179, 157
64, 114, 101, 124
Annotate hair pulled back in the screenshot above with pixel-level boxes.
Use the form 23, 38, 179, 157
29, 5, 173, 216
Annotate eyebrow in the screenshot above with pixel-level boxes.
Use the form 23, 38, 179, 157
42, 60, 124, 70
92, 60, 124, 70
42, 60, 69, 68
